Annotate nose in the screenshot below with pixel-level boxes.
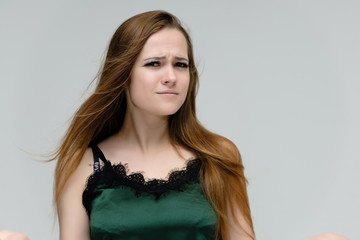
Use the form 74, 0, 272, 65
161, 65, 176, 86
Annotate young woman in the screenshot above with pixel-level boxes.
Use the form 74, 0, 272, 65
52, 10, 353, 240
55, 10, 253, 240
0, 10, 350, 240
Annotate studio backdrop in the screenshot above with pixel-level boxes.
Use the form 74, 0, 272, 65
0, 0, 359, 239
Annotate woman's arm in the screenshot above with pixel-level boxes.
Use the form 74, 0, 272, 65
57, 149, 93, 240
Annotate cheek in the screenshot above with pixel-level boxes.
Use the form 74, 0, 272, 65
128, 81, 147, 106
128, 75, 141, 105
129, 71, 147, 99
127, 73, 157, 111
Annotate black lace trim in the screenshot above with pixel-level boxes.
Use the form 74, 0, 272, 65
82, 158, 202, 216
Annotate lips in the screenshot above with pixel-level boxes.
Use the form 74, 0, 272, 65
156, 90, 178, 95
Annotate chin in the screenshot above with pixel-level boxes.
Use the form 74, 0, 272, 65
154, 103, 184, 116
159, 110, 179, 117
157, 107, 182, 116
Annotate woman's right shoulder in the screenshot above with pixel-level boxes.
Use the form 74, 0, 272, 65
58, 147, 95, 205
57, 148, 92, 239
67, 147, 95, 190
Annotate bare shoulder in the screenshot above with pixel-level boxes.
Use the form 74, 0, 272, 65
59, 147, 94, 204
66, 148, 94, 189
57, 148, 93, 240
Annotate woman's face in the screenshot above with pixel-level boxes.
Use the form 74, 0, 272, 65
127, 28, 190, 118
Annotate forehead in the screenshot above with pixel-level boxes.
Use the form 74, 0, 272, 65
139, 28, 188, 57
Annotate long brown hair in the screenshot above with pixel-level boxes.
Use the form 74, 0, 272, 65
53, 10, 254, 239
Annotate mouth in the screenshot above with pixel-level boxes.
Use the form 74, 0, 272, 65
156, 91, 179, 95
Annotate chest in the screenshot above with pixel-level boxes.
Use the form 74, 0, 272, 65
83, 158, 217, 240
89, 183, 217, 240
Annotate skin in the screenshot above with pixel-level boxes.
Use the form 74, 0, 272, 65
6, 29, 349, 240
55, 28, 353, 240
304, 233, 351, 240
58, 28, 209, 240
0, 230, 30, 240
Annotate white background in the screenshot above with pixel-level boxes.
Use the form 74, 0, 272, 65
0, 0, 359, 239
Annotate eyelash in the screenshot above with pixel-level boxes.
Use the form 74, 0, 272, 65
144, 61, 189, 68
144, 61, 160, 67
175, 62, 189, 68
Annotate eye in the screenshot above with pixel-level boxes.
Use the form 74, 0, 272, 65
175, 62, 189, 68
144, 61, 160, 67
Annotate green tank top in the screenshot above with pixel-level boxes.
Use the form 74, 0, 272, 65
82, 146, 217, 240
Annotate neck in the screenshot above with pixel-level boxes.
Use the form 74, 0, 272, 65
117, 109, 171, 154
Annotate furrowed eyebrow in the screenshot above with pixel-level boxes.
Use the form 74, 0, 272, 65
175, 57, 189, 62
144, 56, 165, 61
143, 56, 189, 62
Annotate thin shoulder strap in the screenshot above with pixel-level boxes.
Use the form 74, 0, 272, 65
90, 145, 109, 173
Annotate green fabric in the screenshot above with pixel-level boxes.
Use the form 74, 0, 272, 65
89, 182, 217, 240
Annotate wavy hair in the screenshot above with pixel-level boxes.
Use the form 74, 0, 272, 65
53, 10, 254, 240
